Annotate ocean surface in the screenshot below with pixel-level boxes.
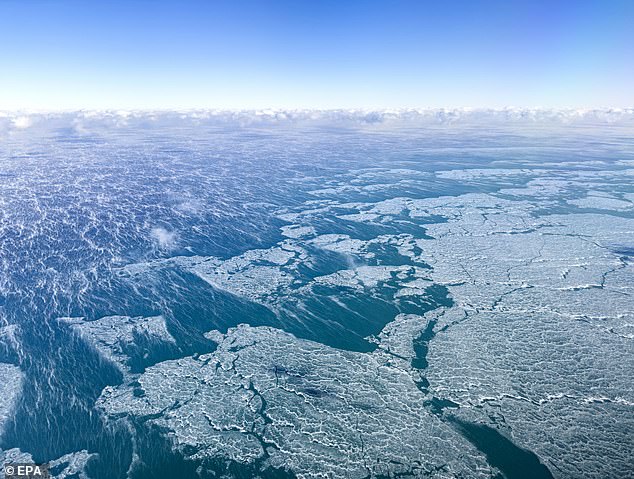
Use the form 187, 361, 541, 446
0, 110, 633, 478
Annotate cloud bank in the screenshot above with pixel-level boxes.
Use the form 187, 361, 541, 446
2, 108, 634, 134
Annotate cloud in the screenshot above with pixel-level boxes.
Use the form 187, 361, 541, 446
11, 116, 33, 129
151, 227, 178, 251
2, 109, 634, 132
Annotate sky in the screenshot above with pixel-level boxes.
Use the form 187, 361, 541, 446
1, 0, 633, 110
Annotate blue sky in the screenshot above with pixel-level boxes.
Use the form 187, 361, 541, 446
1, 0, 633, 110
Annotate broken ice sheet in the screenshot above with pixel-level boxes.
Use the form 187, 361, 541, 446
98, 324, 493, 478
3, 116, 633, 479
92, 169, 633, 478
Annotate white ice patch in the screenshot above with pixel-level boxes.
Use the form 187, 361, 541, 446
0, 449, 95, 479
61, 315, 176, 374
567, 194, 633, 211
280, 224, 316, 238
0, 363, 23, 435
